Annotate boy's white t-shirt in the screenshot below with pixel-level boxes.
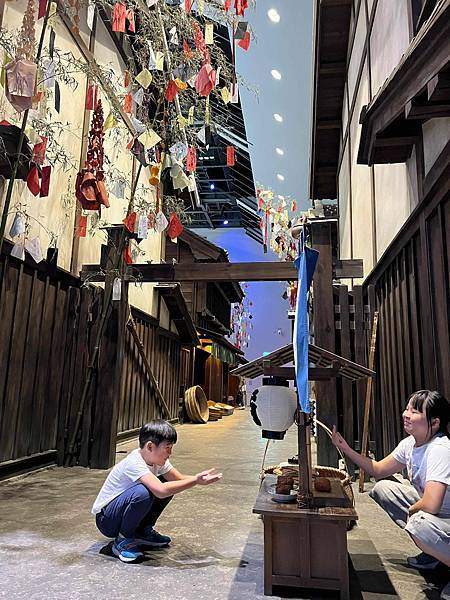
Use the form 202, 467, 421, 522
392, 434, 450, 515
92, 449, 173, 514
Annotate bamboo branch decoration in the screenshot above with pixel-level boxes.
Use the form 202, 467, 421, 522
0, 0, 52, 253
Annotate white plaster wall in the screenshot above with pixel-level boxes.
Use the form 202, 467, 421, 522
370, 0, 411, 96
349, 68, 373, 283
348, 1, 367, 106
338, 142, 352, 261
374, 163, 410, 259
422, 118, 450, 175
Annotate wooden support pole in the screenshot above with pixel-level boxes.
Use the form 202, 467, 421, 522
297, 411, 313, 508
359, 311, 379, 492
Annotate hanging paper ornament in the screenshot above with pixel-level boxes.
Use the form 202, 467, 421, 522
38, 0, 47, 19
205, 22, 214, 45
123, 241, 133, 265
9, 213, 26, 237
226, 145, 235, 166
165, 80, 178, 102
123, 211, 137, 232
25, 238, 43, 263
32, 137, 47, 165
135, 68, 152, 89
183, 39, 193, 59
11, 242, 25, 261
195, 63, 216, 97
86, 82, 98, 110
167, 213, 183, 240
224, 0, 231, 10
192, 22, 209, 63
238, 31, 251, 51
149, 163, 162, 186
234, 0, 248, 16
123, 93, 133, 113
198, 0, 204, 14
126, 8, 135, 32
39, 165, 51, 197
112, 2, 126, 32
5, 59, 38, 113
185, 0, 192, 13
27, 164, 40, 196
170, 162, 190, 190
186, 146, 197, 173
76, 214, 87, 237
154, 211, 169, 233
291, 200, 297, 212
75, 99, 110, 211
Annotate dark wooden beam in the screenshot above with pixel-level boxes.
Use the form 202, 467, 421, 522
81, 258, 363, 282
405, 99, 450, 120
427, 72, 450, 102
262, 366, 340, 380
317, 120, 342, 130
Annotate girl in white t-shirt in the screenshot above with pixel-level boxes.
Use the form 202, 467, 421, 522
332, 390, 450, 600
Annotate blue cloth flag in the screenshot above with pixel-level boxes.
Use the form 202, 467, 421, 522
293, 246, 319, 413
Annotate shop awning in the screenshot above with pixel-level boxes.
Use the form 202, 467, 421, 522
197, 326, 246, 367
230, 342, 374, 381
358, 0, 450, 165
156, 284, 199, 346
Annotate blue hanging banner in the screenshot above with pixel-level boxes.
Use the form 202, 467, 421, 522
293, 245, 319, 413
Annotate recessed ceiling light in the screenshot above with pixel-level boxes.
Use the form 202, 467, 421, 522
276, 147, 284, 155
271, 69, 282, 80
223, 220, 229, 225
210, 183, 215, 190
277, 174, 285, 181
273, 113, 283, 122
268, 8, 280, 23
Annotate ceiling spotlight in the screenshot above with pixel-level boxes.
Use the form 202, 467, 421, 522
277, 174, 285, 181
223, 219, 229, 225
273, 113, 283, 123
210, 183, 215, 190
271, 69, 282, 80
275, 147, 284, 156
268, 8, 280, 23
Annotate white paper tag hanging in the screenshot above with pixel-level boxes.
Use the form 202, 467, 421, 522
154, 211, 168, 233
10, 242, 25, 261
25, 238, 44, 263
112, 277, 122, 301
87, 0, 95, 30
169, 26, 179, 45
43, 59, 55, 88
215, 66, 222, 86
138, 213, 148, 239
9, 213, 25, 237
147, 42, 157, 70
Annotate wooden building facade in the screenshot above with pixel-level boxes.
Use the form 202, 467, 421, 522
309, 0, 450, 459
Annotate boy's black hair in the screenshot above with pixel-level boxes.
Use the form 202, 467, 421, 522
408, 390, 450, 438
139, 420, 177, 448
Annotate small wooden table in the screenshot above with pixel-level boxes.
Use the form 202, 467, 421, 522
253, 478, 358, 599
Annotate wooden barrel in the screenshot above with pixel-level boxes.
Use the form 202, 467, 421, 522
184, 386, 209, 424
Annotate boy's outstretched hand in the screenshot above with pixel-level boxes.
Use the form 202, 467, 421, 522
196, 468, 223, 485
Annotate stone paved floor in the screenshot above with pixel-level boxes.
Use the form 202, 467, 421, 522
0, 410, 447, 599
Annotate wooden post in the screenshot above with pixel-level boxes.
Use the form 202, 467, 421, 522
297, 411, 313, 508
359, 311, 378, 492
310, 221, 338, 467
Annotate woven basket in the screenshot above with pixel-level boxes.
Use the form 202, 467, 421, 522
314, 465, 354, 508
184, 386, 209, 424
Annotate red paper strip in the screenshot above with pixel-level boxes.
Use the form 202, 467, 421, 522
112, 2, 126, 32
183, 39, 193, 59
235, 0, 247, 16
123, 243, 133, 265
226, 145, 235, 166
185, 0, 192, 13
27, 166, 40, 196
124, 70, 130, 88
238, 31, 250, 51
123, 211, 137, 232
77, 215, 88, 237
33, 137, 48, 165
40, 165, 51, 197
224, 0, 231, 11
165, 80, 178, 102
123, 93, 133, 113
38, 0, 47, 19
86, 83, 95, 110
186, 146, 197, 173
167, 213, 183, 240
126, 9, 135, 33
292, 200, 297, 212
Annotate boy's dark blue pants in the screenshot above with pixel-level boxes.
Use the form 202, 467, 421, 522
95, 480, 173, 539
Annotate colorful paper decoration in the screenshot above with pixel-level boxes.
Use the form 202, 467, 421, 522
75, 99, 110, 211
195, 63, 216, 97
226, 145, 235, 166
123, 211, 137, 232
165, 80, 178, 102
235, 0, 248, 16
38, 0, 47, 19
25, 237, 43, 263
135, 68, 152, 89
238, 31, 251, 51
149, 163, 162, 186
167, 212, 183, 240
205, 23, 214, 45
186, 146, 197, 172
154, 211, 168, 233
39, 165, 51, 197
27, 165, 40, 196
185, 0, 192, 13
183, 39, 193, 59
126, 8, 135, 32
123, 93, 133, 113
5, 59, 38, 113
86, 82, 98, 110
112, 2, 126, 32
32, 137, 47, 165
224, 0, 231, 11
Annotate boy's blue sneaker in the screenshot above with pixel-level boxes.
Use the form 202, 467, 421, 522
135, 526, 171, 547
407, 552, 440, 570
112, 537, 143, 563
